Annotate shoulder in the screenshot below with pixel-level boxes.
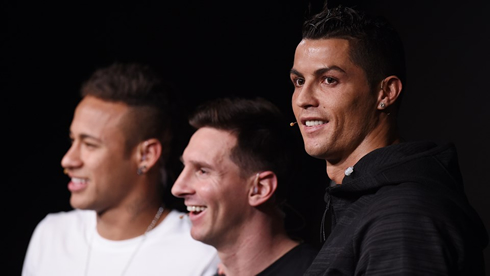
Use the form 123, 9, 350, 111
145, 210, 220, 274
354, 183, 485, 250
348, 185, 487, 274
34, 209, 94, 234
25, 209, 94, 259
159, 209, 193, 232
257, 243, 318, 276
152, 209, 217, 252
367, 182, 469, 222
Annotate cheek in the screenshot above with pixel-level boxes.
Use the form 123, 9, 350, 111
82, 153, 105, 171
197, 184, 214, 195
350, 98, 376, 123
196, 178, 222, 201
95, 155, 135, 185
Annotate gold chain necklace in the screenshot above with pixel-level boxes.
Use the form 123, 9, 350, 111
84, 206, 165, 276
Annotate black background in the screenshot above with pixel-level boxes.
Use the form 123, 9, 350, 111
5, 0, 490, 275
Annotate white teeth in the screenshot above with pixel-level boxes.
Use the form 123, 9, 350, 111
71, 177, 87, 184
305, 120, 326, 126
187, 206, 206, 213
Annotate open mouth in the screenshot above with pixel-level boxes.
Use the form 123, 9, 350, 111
186, 205, 207, 214
68, 177, 89, 192
305, 120, 327, 126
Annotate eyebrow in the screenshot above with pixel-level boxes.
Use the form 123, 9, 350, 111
81, 134, 100, 140
315, 66, 346, 75
290, 68, 303, 77
290, 66, 346, 77
180, 156, 213, 169
70, 131, 102, 143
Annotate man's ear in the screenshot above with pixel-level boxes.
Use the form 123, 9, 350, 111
248, 171, 277, 207
137, 138, 162, 174
377, 75, 402, 110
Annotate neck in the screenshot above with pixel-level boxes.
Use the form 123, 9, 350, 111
96, 201, 168, 240
217, 217, 298, 276
326, 127, 400, 184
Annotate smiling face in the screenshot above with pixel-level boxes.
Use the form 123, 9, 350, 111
290, 38, 379, 164
171, 127, 251, 248
61, 95, 139, 212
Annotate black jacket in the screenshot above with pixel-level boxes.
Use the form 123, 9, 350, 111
305, 141, 488, 275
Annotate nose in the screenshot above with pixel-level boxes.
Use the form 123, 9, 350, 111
61, 141, 82, 171
293, 82, 318, 110
171, 169, 194, 198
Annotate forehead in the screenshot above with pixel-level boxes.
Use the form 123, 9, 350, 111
71, 96, 129, 142
183, 127, 237, 168
293, 38, 353, 71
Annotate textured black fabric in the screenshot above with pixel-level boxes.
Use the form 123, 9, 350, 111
304, 141, 488, 276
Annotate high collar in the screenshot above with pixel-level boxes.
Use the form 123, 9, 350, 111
327, 141, 464, 196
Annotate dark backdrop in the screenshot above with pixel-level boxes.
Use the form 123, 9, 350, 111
5, 0, 489, 275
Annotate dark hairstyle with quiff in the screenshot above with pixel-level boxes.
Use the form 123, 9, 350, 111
189, 97, 301, 205
302, 5, 406, 104
80, 62, 173, 163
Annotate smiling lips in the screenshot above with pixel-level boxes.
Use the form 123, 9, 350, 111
187, 205, 206, 214
68, 177, 88, 192
305, 120, 327, 126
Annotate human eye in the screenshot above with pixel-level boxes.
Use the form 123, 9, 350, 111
83, 142, 97, 149
81, 138, 99, 150
197, 168, 208, 176
322, 76, 338, 85
291, 76, 305, 87
195, 165, 213, 179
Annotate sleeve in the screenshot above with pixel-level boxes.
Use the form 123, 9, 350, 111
199, 252, 221, 276
22, 216, 49, 276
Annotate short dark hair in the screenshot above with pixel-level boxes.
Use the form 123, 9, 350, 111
302, 5, 406, 94
189, 97, 301, 205
80, 62, 173, 162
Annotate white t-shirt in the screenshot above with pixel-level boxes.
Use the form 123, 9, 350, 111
22, 209, 220, 276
